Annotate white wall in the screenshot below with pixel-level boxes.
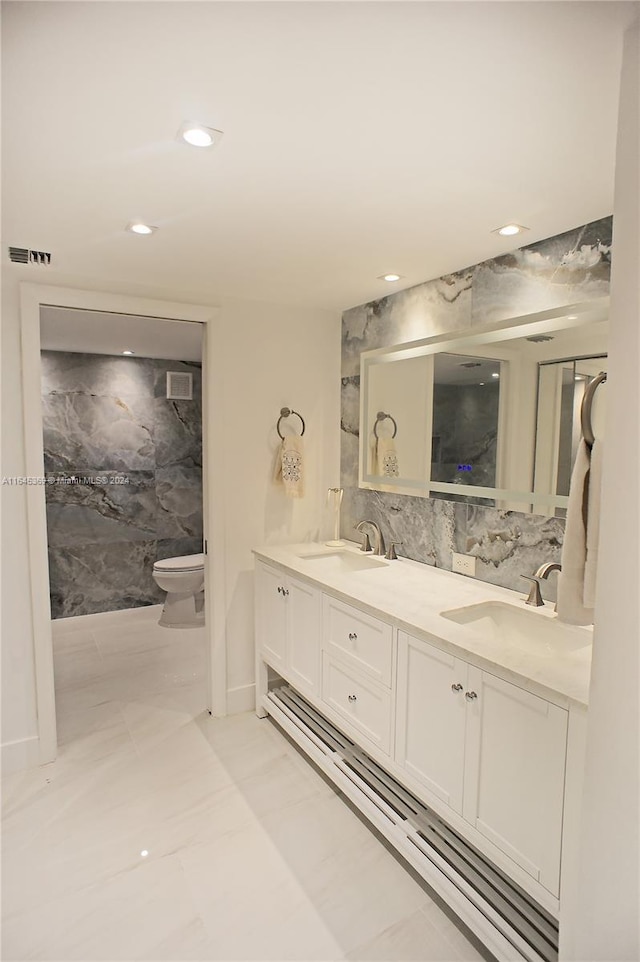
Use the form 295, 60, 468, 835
214, 298, 341, 712
0, 266, 340, 768
562, 19, 639, 960
1, 273, 40, 771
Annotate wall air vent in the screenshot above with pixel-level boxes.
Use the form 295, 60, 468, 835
166, 371, 193, 401
8, 247, 52, 265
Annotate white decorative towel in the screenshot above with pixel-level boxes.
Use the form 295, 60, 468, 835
583, 438, 602, 608
375, 437, 399, 478
556, 439, 594, 625
274, 435, 304, 498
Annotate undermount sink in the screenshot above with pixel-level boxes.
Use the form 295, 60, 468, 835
296, 549, 388, 573
441, 601, 592, 656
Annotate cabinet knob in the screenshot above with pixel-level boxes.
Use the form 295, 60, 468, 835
348, 632, 358, 641
451, 683, 463, 692
348, 694, 357, 702
283, 588, 289, 596
465, 690, 478, 701
277, 586, 282, 594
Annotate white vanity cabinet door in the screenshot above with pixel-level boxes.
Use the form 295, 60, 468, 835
255, 562, 322, 697
255, 562, 287, 669
395, 631, 468, 812
286, 577, 322, 696
462, 667, 568, 897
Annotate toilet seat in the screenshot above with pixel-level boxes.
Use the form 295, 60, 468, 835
153, 553, 205, 573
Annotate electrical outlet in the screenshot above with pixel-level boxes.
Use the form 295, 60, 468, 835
452, 552, 476, 577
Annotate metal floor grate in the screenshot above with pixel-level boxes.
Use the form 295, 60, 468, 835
268, 684, 559, 962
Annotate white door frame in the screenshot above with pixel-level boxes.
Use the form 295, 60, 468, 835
19, 282, 227, 765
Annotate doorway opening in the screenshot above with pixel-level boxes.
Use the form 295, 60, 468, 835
19, 284, 224, 765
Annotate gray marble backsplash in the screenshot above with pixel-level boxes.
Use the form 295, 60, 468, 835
340, 217, 612, 601
41, 353, 203, 618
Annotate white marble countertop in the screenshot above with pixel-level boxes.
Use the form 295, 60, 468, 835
253, 541, 592, 710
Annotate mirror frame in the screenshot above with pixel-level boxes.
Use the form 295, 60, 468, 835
359, 297, 609, 512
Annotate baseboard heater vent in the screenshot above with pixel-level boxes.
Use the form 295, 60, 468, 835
265, 685, 559, 962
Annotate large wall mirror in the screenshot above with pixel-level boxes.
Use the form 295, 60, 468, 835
360, 298, 608, 515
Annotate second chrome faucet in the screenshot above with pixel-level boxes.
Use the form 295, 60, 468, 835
522, 562, 562, 606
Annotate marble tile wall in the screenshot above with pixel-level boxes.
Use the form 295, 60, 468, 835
41, 353, 203, 618
340, 217, 612, 600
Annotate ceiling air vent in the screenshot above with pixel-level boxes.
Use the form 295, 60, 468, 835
166, 371, 193, 400
8, 247, 52, 265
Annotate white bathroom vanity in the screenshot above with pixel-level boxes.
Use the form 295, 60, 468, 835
253, 542, 592, 962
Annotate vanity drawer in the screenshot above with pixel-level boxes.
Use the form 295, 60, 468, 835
322, 654, 392, 754
322, 596, 393, 687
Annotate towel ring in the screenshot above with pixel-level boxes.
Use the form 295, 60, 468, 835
373, 411, 397, 439
277, 407, 305, 440
580, 371, 607, 448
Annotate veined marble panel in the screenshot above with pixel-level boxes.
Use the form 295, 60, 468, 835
48, 541, 162, 618
471, 216, 612, 325
154, 397, 202, 470
341, 376, 361, 488
42, 353, 203, 616
342, 270, 473, 377
45, 473, 156, 547
42, 393, 155, 473
41, 351, 155, 398
342, 486, 457, 568
457, 506, 564, 601
156, 465, 203, 540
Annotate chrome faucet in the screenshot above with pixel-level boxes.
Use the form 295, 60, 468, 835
355, 520, 386, 556
521, 562, 562, 607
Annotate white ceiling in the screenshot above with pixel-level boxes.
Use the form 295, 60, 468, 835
2, 1, 635, 313
40, 307, 203, 361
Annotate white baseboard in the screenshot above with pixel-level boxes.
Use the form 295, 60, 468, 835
52, 605, 164, 635
226, 683, 256, 715
1, 735, 41, 776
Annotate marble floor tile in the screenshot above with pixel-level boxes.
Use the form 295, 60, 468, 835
2, 609, 489, 962
346, 907, 487, 961
51, 626, 99, 654
2, 854, 207, 962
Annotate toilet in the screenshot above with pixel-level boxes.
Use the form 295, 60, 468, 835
152, 553, 205, 628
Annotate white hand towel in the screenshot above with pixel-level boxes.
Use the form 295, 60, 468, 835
583, 438, 602, 608
274, 435, 304, 498
556, 439, 594, 625
376, 437, 399, 478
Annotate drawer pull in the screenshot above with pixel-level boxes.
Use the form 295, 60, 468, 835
348, 632, 358, 641
465, 690, 478, 701
451, 683, 463, 692
348, 694, 357, 703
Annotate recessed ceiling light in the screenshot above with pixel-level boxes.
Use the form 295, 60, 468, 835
493, 224, 529, 237
378, 273, 402, 282
122, 350, 135, 356
491, 372, 500, 378
126, 222, 157, 235
177, 122, 223, 148
479, 382, 485, 386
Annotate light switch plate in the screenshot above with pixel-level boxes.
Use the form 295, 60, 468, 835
452, 552, 476, 577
